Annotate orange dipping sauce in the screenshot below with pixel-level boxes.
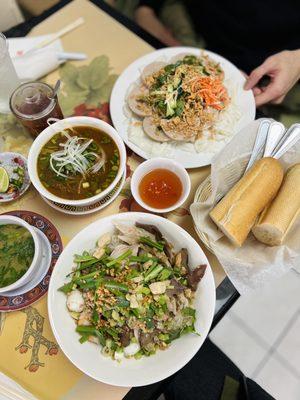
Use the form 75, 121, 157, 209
139, 168, 183, 209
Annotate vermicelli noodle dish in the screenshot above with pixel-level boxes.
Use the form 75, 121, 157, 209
37, 126, 120, 200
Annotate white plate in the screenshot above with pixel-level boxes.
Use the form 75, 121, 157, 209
2, 228, 51, 297
41, 170, 126, 215
110, 47, 256, 168
48, 212, 215, 387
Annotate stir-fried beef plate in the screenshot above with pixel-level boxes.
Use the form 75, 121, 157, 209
59, 222, 207, 361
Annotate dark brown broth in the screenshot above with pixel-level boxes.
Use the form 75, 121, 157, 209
37, 126, 120, 200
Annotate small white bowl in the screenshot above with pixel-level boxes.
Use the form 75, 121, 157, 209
0, 215, 42, 294
131, 157, 191, 213
28, 116, 126, 207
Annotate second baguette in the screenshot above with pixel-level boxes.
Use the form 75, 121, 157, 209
252, 163, 300, 246
209, 157, 284, 246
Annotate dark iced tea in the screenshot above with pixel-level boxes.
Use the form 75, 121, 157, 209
10, 82, 63, 137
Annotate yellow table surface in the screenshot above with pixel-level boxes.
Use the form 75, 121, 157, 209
0, 1, 226, 399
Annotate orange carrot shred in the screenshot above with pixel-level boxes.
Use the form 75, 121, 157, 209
190, 76, 229, 110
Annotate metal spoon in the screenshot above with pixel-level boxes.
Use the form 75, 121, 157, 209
51, 79, 61, 99
245, 119, 271, 172
263, 121, 286, 157
273, 124, 300, 159
271, 123, 299, 156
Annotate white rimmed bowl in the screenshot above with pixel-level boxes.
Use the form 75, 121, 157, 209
0, 215, 42, 294
28, 116, 126, 206
48, 212, 215, 386
131, 157, 191, 213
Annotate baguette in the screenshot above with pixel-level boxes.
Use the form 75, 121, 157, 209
252, 163, 300, 246
209, 157, 284, 247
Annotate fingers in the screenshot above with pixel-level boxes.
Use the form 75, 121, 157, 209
254, 82, 283, 106
253, 87, 262, 96
244, 60, 272, 90
271, 94, 285, 104
246, 50, 299, 106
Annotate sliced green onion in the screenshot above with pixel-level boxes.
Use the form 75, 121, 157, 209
76, 326, 97, 335
158, 268, 172, 281
144, 262, 157, 275
103, 280, 129, 293
67, 257, 103, 276
79, 335, 89, 344
73, 270, 101, 283
139, 237, 164, 251
116, 297, 130, 307
144, 265, 164, 282
104, 327, 119, 340
129, 255, 158, 263
74, 253, 99, 263
106, 250, 132, 267
95, 330, 106, 346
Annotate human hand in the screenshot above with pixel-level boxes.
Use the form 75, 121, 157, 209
244, 50, 300, 107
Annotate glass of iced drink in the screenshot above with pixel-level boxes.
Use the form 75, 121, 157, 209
10, 81, 64, 137
0, 33, 20, 113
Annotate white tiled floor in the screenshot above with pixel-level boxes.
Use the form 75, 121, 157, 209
210, 269, 300, 400
228, 270, 300, 346
256, 357, 300, 400
276, 313, 300, 377
209, 313, 266, 377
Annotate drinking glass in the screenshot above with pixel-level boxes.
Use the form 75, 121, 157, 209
0, 32, 20, 113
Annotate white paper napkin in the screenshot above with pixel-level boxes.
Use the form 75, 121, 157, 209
0, 372, 37, 400
8, 35, 63, 81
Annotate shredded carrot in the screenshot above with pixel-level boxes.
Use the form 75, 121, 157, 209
190, 76, 229, 110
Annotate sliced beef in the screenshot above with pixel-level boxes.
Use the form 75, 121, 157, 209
129, 263, 140, 271
140, 332, 155, 348
164, 241, 174, 265
120, 328, 131, 347
138, 247, 147, 257
187, 264, 207, 291
166, 278, 185, 296
174, 248, 188, 268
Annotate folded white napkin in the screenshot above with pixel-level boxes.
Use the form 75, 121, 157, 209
0, 372, 37, 400
210, 269, 300, 400
8, 35, 63, 81
13, 48, 60, 81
